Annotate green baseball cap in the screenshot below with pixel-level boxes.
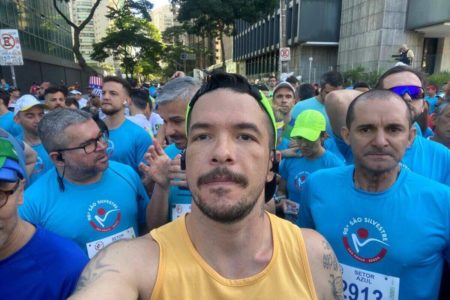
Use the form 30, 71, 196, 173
290, 110, 326, 142
0, 138, 24, 182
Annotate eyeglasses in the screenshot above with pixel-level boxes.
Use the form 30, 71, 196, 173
55, 131, 108, 154
0, 181, 20, 209
389, 85, 424, 100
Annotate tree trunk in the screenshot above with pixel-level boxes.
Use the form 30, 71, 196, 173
73, 28, 96, 74
219, 29, 226, 72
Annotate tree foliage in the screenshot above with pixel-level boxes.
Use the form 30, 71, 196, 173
171, 0, 278, 70
91, 0, 163, 79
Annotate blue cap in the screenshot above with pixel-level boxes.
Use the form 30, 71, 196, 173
0, 130, 26, 182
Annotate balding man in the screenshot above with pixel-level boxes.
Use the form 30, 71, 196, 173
300, 89, 450, 300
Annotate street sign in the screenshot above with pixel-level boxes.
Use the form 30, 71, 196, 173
0, 29, 23, 66
279, 47, 291, 62
180, 53, 196, 61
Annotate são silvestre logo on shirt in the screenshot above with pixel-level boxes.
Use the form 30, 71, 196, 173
342, 217, 390, 263
87, 199, 121, 232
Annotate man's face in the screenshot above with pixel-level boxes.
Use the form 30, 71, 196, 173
381, 71, 424, 120
157, 100, 188, 149
269, 77, 277, 88
426, 86, 436, 97
434, 105, 450, 141
59, 119, 109, 181
294, 136, 323, 159
102, 81, 127, 116
273, 87, 295, 113
38, 82, 50, 97
0, 180, 24, 250
186, 89, 273, 223
342, 97, 415, 175
15, 106, 45, 136
45, 92, 66, 110
10, 90, 20, 99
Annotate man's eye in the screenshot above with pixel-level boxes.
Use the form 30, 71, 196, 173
238, 134, 255, 141
193, 134, 209, 141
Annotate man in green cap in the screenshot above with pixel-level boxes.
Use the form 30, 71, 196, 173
274, 109, 344, 223
0, 136, 88, 299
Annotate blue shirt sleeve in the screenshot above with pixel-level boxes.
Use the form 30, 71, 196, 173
297, 176, 315, 229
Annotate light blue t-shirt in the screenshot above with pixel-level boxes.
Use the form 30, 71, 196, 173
164, 143, 192, 221
289, 96, 332, 136
324, 133, 353, 165
20, 161, 150, 258
16, 135, 52, 185
108, 119, 152, 172
300, 165, 450, 300
0, 111, 22, 137
279, 150, 344, 205
425, 95, 439, 114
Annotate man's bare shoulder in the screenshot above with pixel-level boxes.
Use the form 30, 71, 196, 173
70, 234, 159, 300
301, 228, 344, 300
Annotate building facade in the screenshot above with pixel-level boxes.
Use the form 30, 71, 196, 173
234, 0, 450, 81
0, 0, 87, 90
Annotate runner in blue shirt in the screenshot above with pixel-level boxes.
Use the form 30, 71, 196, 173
300, 90, 450, 300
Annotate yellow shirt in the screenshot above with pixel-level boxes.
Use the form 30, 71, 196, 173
150, 213, 317, 300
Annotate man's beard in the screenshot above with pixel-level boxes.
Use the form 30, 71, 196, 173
192, 167, 263, 224
102, 105, 122, 116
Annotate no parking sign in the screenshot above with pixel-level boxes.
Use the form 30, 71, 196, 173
0, 29, 23, 66
279, 47, 291, 62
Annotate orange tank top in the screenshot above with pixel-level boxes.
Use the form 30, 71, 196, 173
150, 213, 317, 300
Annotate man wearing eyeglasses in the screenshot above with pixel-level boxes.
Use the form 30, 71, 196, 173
19, 108, 150, 258
0, 136, 88, 299
375, 65, 450, 185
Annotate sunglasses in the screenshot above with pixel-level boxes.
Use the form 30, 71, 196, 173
389, 85, 424, 100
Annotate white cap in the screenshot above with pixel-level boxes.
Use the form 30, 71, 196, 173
14, 95, 46, 116
69, 90, 82, 95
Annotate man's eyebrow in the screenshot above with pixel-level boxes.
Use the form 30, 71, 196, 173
189, 122, 211, 131
190, 122, 263, 134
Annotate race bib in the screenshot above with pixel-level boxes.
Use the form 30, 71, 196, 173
171, 203, 191, 220
341, 264, 399, 300
86, 227, 136, 258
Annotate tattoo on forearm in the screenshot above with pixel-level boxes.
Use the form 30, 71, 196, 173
75, 248, 119, 292
329, 274, 344, 300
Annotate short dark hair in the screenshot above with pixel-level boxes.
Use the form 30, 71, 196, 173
188, 72, 275, 148
130, 89, 151, 111
286, 75, 299, 86
320, 71, 343, 88
269, 75, 277, 80
297, 83, 315, 101
353, 81, 370, 89
44, 86, 66, 97
375, 66, 427, 89
346, 89, 413, 129
65, 97, 80, 109
103, 76, 132, 96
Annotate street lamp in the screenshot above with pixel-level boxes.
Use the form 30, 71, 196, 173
308, 57, 313, 83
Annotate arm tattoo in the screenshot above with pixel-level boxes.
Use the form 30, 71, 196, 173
322, 239, 343, 299
75, 248, 120, 292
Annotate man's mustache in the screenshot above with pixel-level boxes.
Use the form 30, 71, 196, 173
197, 167, 248, 188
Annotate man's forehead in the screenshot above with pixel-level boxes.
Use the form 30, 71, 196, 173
382, 71, 421, 87
352, 97, 408, 123
274, 87, 294, 96
103, 81, 125, 92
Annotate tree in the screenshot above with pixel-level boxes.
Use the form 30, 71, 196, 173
53, 0, 103, 74
91, 1, 163, 79
171, 0, 278, 71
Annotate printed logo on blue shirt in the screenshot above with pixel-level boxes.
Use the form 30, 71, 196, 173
107, 140, 114, 157
294, 171, 309, 192
87, 200, 121, 232
33, 155, 44, 174
342, 217, 390, 264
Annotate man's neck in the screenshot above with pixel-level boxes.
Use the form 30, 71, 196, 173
23, 132, 41, 146
59, 168, 104, 185
315, 95, 324, 104
353, 165, 400, 192
186, 202, 273, 279
0, 220, 35, 260
105, 112, 125, 129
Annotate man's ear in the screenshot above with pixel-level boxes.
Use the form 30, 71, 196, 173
407, 125, 417, 148
341, 126, 351, 145
49, 151, 65, 166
